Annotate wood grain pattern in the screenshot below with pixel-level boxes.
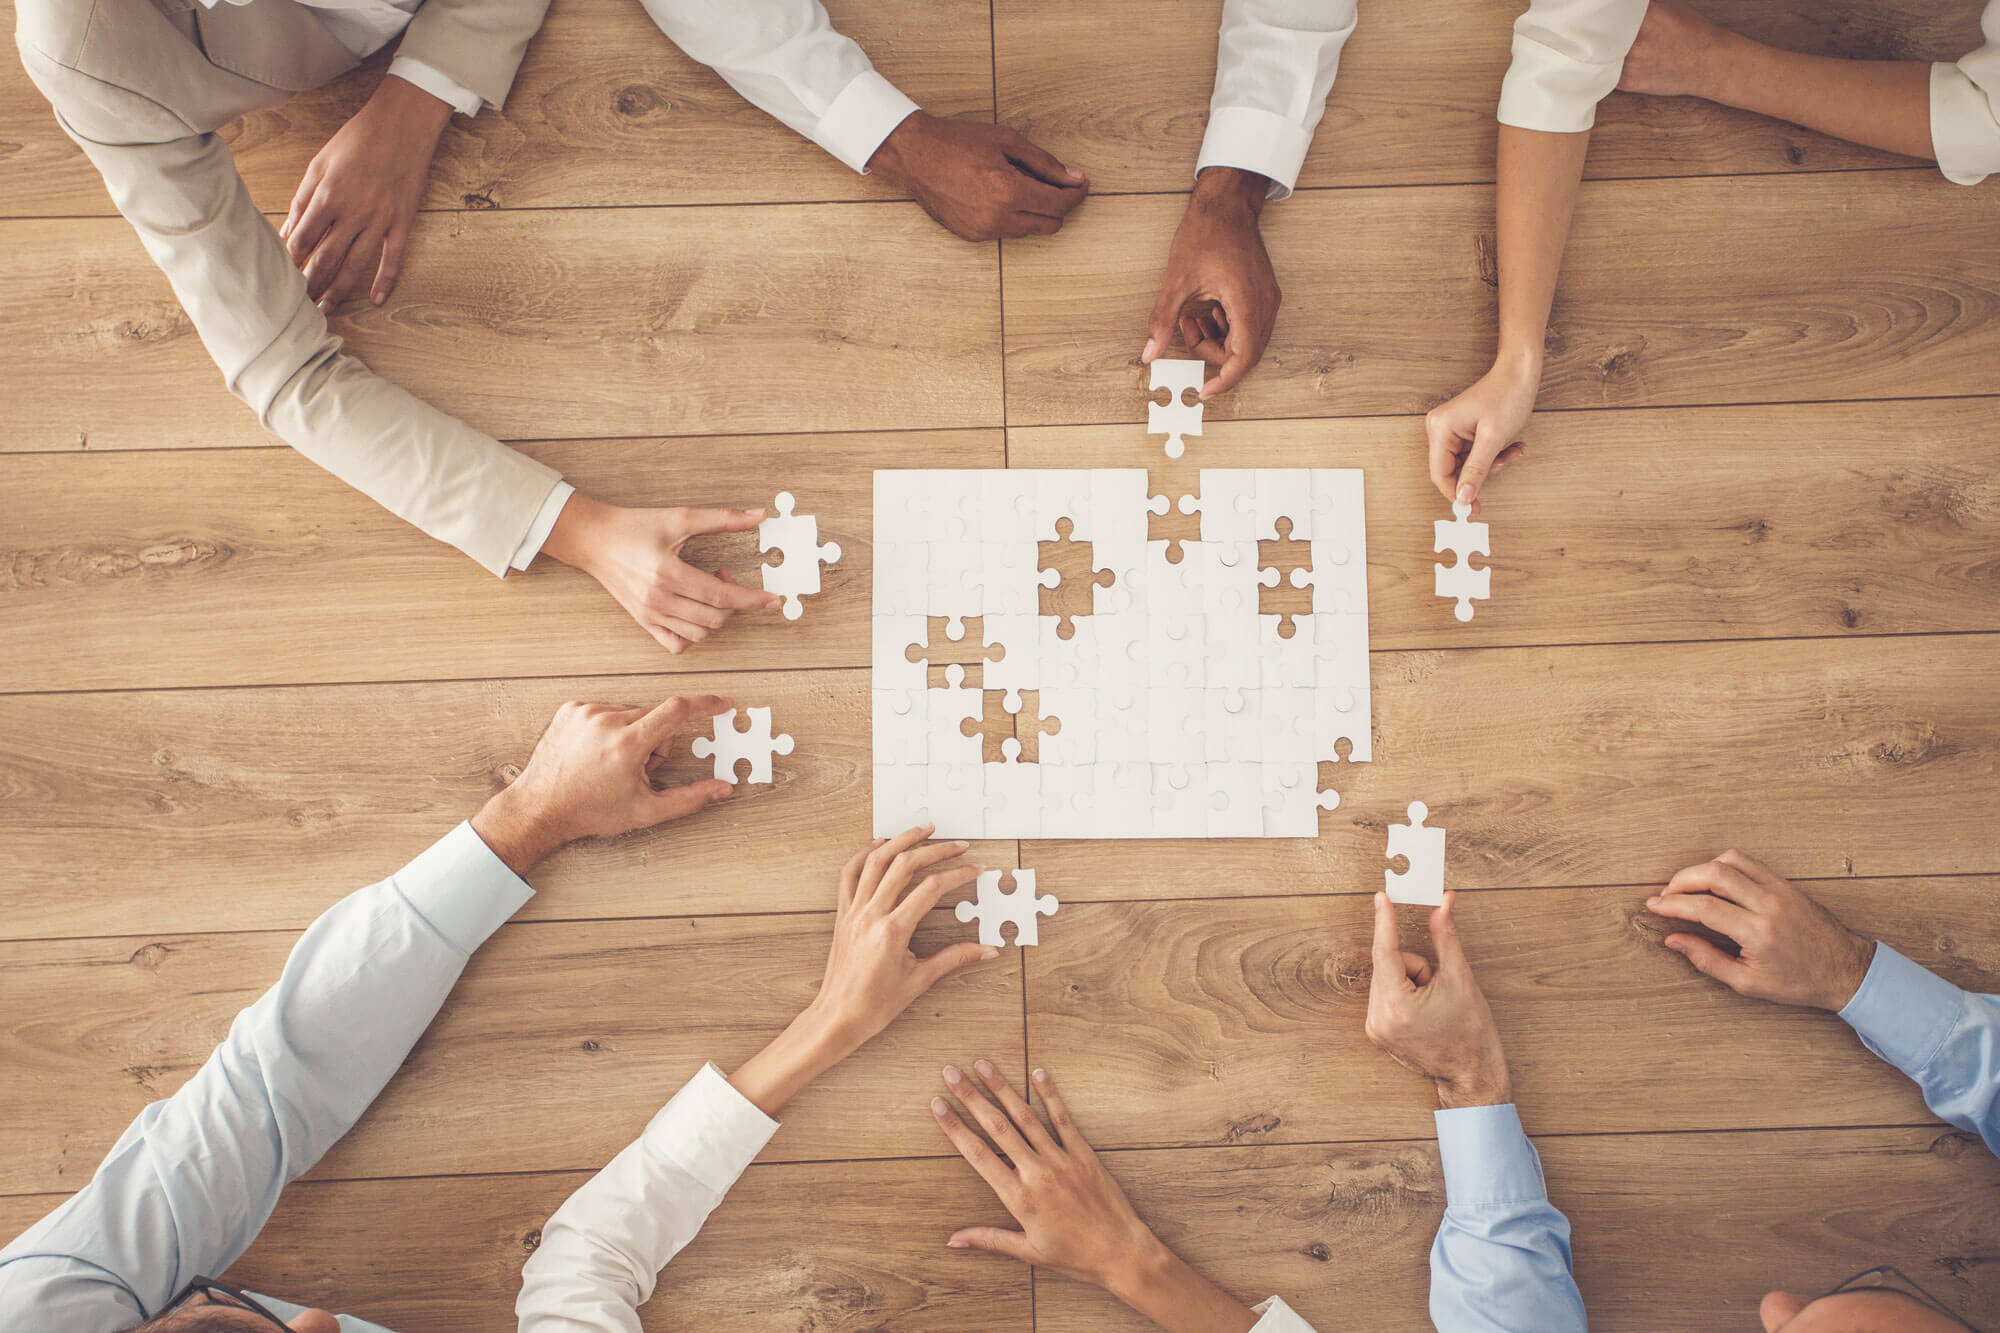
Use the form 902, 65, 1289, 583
1020, 632, 1999, 897
0, 669, 1010, 940
1001, 175, 2000, 426
0, 1157, 1036, 1330
0, 201, 1001, 453
993, 0, 1982, 194
1023, 880, 2000, 1151
0, 0, 994, 217
1012, 399, 2000, 648
0, 910, 1023, 1196
0, 430, 1001, 692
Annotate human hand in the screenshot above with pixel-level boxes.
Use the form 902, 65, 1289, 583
1143, 167, 1278, 398
932, 1064, 1259, 1333
1365, 891, 1513, 1108
1617, 0, 1732, 100
727, 826, 998, 1117
280, 74, 454, 312
1425, 361, 1535, 513
470, 695, 734, 875
539, 493, 783, 653
1647, 850, 1876, 1011
867, 111, 1088, 241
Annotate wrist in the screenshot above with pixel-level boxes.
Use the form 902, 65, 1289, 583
1435, 1066, 1514, 1110
1822, 933, 1878, 1012
730, 1009, 850, 1118
1190, 166, 1269, 222
866, 110, 931, 189
1101, 1229, 1180, 1307
469, 784, 567, 878
539, 491, 612, 577
377, 72, 455, 140
1491, 339, 1544, 386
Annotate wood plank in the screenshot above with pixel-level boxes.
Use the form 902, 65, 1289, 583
0, 911, 1024, 1195
0, 668, 1012, 939
1001, 174, 2000, 426
1008, 399, 2000, 648
0, 200, 1001, 454
0, 429, 1001, 692
994, 0, 1982, 194
1023, 880, 2000, 1151
6, 1128, 1992, 1329
1020, 632, 1999, 898
0, 0, 993, 217
0, 1157, 1035, 1330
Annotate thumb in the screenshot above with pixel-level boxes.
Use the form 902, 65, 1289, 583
1663, 933, 1756, 995
947, 1226, 1035, 1262
1369, 892, 1411, 996
1428, 891, 1472, 976
1455, 419, 1508, 506
918, 940, 1001, 990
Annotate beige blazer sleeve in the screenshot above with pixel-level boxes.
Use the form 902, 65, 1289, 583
397, 0, 555, 113
15, 39, 563, 577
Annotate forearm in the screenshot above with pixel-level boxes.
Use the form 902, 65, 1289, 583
1429, 1105, 1584, 1332
1690, 36, 1933, 162
1104, 1240, 1261, 1333
1492, 125, 1590, 377
727, 1003, 866, 1118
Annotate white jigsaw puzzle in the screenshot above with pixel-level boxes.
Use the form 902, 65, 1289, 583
954, 868, 1059, 948
1146, 358, 1205, 459
1433, 501, 1490, 623
691, 706, 795, 784
761, 491, 842, 620
1384, 800, 1446, 905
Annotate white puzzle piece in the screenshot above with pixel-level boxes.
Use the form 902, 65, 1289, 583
1384, 800, 1446, 905
955, 868, 1059, 947
760, 492, 841, 620
693, 707, 795, 784
1146, 359, 1205, 459
1434, 501, 1490, 623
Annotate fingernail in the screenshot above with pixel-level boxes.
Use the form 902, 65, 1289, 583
1141, 338, 1158, 361
947, 1239, 968, 1248
1646, 894, 1661, 906
930, 1097, 949, 1116
980, 948, 1000, 961
953, 840, 969, 850
1032, 1068, 1048, 1083
1456, 483, 1476, 504
974, 1059, 995, 1078
943, 1065, 962, 1083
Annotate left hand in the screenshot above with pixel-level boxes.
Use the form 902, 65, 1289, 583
281, 74, 455, 311
1364, 890, 1514, 1108
1143, 167, 1279, 399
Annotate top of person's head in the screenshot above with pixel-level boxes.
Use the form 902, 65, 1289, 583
1764, 1287, 1973, 1331
134, 1308, 286, 1333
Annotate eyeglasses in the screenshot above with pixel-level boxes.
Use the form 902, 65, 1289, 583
160, 1276, 292, 1330
1819, 1265, 1982, 1331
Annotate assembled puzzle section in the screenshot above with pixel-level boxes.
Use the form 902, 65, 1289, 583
872, 468, 1372, 838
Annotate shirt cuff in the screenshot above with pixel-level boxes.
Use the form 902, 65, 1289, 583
1930, 60, 2000, 186
1197, 105, 1313, 200
508, 481, 575, 573
1248, 1294, 1318, 1331
1435, 1103, 1550, 1207
1496, 34, 1620, 133
641, 1063, 782, 1195
815, 70, 920, 176
389, 56, 486, 118
390, 820, 536, 955
1839, 943, 1968, 1080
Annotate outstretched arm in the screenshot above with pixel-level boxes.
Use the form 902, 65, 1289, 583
0, 695, 733, 1328
518, 826, 998, 1331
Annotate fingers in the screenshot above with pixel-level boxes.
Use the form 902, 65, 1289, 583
299, 227, 360, 307
679, 564, 784, 614
639, 621, 691, 654
284, 190, 335, 272
891, 861, 982, 933
371, 224, 410, 305
1201, 304, 1263, 398
633, 694, 724, 753
858, 824, 938, 906
837, 839, 880, 911
684, 506, 768, 537
1712, 848, 1784, 891
943, 1063, 1032, 1162
645, 778, 731, 825
1425, 407, 1471, 504
872, 839, 973, 913
945, 1225, 1034, 1261
1144, 278, 1192, 365
1662, 859, 1770, 911
1369, 892, 1414, 997
1028, 1067, 1093, 1156
1001, 132, 1086, 190
1400, 950, 1434, 986
1645, 887, 1755, 943
931, 1094, 1018, 1200
915, 938, 998, 990
1005, 170, 1088, 222
281, 164, 323, 253
972, 1059, 1056, 1154
1454, 419, 1510, 506
1662, 932, 1757, 994
1428, 891, 1472, 976
318, 230, 382, 312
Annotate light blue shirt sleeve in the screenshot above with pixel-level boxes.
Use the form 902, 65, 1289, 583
1430, 1103, 1587, 1332
0, 822, 533, 1332
1840, 943, 2000, 1155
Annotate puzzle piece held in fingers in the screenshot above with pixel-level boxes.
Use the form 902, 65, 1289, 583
761, 491, 842, 620
1433, 502, 1489, 623
1384, 801, 1445, 905
1146, 359, 1205, 460
692, 706, 795, 784
955, 868, 1059, 948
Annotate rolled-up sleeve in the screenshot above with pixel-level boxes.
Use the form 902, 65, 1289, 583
1496, 0, 1649, 133
1931, 0, 2000, 185
1196, 0, 1359, 199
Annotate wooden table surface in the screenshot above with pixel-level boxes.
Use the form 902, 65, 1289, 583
2, 0, 1998, 1328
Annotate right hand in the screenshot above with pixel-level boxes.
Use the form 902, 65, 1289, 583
1647, 850, 1877, 1011
1365, 891, 1514, 1108
1424, 361, 1535, 513
540, 493, 783, 653
471, 695, 734, 874
867, 111, 1088, 241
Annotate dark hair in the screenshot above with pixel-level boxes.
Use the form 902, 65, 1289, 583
133, 1309, 270, 1332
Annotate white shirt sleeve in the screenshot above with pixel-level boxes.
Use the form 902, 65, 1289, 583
633, 0, 919, 174
1248, 1294, 1320, 1330
1196, 0, 1360, 199
516, 1063, 779, 1331
389, 55, 488, 117
508, 481, 575, 572
1495, 0, 1649, 133
1931, 0, 2000, 184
